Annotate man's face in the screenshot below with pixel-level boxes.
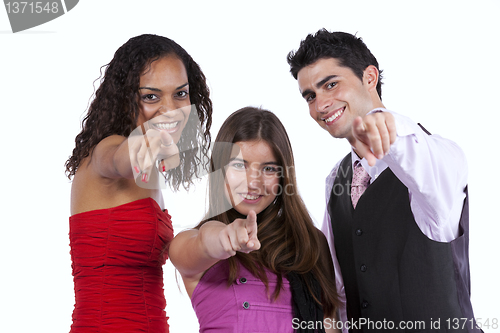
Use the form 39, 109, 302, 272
297, 58, 374, 142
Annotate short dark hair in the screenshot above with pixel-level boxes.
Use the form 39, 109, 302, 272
287, 29, 383, 98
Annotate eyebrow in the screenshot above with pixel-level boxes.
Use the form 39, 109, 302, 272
229, 157, 279, 165
301, 74, 339, 98
138, 82, 189, 92
316, 75, 338, 89
139, 86, 161, 92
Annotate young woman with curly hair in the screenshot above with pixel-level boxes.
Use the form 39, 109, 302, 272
65, 34, 212, 333
170, 107, 340, 333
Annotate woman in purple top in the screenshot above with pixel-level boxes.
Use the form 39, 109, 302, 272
170, 107, 340, 333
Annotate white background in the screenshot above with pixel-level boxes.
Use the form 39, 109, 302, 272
1, 1, 499, 332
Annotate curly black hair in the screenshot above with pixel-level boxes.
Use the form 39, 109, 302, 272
65, 34, 212, 190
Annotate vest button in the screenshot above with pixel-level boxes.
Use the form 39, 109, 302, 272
361, 301, 369, 309
243, 301, 250, 309
355, 229, 363, 236
239, 277, 247, 284
360, 264, 367, 272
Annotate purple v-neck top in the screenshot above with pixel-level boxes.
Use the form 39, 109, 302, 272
191, 260, 294, 332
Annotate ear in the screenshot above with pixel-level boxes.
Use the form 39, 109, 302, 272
363, 65, 379, 91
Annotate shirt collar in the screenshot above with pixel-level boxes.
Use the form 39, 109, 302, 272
350, 149, 388, 184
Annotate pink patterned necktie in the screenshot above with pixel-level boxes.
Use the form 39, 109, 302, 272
351, 161, 371, 208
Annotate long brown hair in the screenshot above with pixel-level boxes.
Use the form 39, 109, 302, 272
65, 34, 212, 190
198, 107, 338, 317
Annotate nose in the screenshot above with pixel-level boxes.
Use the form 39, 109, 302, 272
315, 92, 333, 114
247, 167, 262, 189
158, 98, 181, 117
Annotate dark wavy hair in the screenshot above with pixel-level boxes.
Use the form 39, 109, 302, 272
287, 29, 384, 99
198, 107, 338, 317
65, 34, 212, 190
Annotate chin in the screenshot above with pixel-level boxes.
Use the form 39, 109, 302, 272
234, 205, 262, 217
234, 207, 251, 216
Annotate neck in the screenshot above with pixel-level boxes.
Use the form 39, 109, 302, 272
351, 147, 362, 159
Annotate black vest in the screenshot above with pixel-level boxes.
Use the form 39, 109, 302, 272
328, 154, 480, 332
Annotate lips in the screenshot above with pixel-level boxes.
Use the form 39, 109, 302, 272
239, 193, 262, 203
152, 121, 181, 132
322, 106, 345, 125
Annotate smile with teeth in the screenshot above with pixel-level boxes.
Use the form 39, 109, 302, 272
241, 193, 261, 200
152, 121, 180, 130
323, 107, 345, 124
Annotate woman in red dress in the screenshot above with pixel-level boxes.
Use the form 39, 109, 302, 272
65, 34, 212, 333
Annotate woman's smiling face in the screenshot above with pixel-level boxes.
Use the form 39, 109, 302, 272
137, 55, 191, 144
224, 140, 282, 216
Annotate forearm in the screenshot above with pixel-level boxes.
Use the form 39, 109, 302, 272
169, 221, 227, 279
112, 138, 136, 179
92, 135, 135, 179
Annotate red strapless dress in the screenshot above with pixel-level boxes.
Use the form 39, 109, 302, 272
69, 198, 174, 333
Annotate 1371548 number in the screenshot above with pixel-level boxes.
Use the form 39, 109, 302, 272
5, 2, 59, 14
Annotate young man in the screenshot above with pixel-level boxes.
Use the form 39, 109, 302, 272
288, 30, 481, 332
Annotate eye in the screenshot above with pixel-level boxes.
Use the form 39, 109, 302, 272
305, 93, 316, 103
230, 162, 245, 170
176, 90, 189, 99
263, 165, 279, 174
142, 93, 159, 102
326, 81, 337, 89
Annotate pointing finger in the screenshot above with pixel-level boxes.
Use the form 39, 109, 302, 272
352, 141, 377, 167
352, 116, 367, 138
245, 211, 260, 250
160, 130, 174, 146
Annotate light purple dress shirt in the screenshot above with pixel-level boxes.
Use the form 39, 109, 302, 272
321, 108, 468, 331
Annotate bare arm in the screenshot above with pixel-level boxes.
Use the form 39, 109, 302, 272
169, 211, 260, 297
91, 128, 179, 182
91, 135, 134, 179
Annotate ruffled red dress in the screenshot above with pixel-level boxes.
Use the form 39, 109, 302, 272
69, 198, 174, 333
